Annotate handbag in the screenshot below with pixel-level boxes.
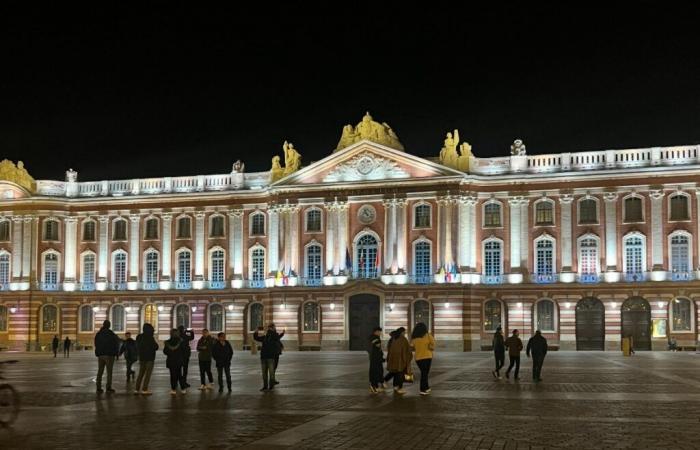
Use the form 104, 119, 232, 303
404, 365, 414, 383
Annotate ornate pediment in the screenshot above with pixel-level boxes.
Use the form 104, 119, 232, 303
323, 151, 409, 183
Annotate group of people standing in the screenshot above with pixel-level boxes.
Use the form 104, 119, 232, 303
51, 335, 72, 358
368, 322, 436, 396
491, 327, 548, 381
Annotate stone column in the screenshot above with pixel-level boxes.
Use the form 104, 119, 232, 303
519, 199, 529, 271
21, 216, 33, 284
161, 213, 172, 282
383, 199, 395, 273
649, 190, 665, 279
324, 203, 336, 274
129, 214, 140, 283
468, 197, 477, 272
11, 217, 22, 281
395, 199, 407, 272
63, 217, 78, 287
697, 190, 700, 271
444, 198, 454, 269
97, 215, 109, 282
194, 211, 206, 284
603, 193, 618, 272
559, 195, 574, 281
457, 197, 469, 270
336, 203, 349, 274
268, 207, 280, 274
508, 197, 522, 274
289, 206, 300, 274
228, 209, 244, 279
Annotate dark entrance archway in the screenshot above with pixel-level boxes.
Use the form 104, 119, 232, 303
348, 294, 380, 350
575, 297, 605, 350
622, 297, 651, 351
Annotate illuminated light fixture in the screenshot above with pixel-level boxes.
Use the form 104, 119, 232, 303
657, 301, 664, 308
329, 302, 335, 310
674, 298, 680, 303
611, 302, 617, 308
125, 304, 132, 313
389, 303, 395, 312
516, 302, 522, 308
9, 306, 17, 314
565, 302, 571, 308
445, 301, 450, 309
281, 300, 286, 310
191, 306, 197, 313
92, 305, 100, 313
227, 304, 234, 311
157, 305, 164, 312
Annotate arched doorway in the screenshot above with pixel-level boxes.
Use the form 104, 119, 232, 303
576, 297, 605, 350
348, 294, 380, 350
622, 297, 651, 351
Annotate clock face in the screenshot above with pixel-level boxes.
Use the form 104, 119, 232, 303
358, 205, 376, 224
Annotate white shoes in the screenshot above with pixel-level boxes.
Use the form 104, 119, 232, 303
205, 384, 213, 390
181, 389, 187, 395
393, 387, 406, 395
141, 390, 152, 395
170, 390, 177, 395
198, 385, 206, 390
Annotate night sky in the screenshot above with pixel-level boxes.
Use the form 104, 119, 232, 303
1, 3, 699, 181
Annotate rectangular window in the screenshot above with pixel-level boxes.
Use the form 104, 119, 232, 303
306, 210, 321, 232
210, 216, 225, 237
113, 254, 127, 284
44, 220, 59, 241
414, 205, 431, 228
145, 253, 159, 285
82, 254, 95, 285
0, 255, 9, 286
484, 204, 501, 227
80, 307, 93, 332
624, 197, 643, 222
536, 301, 554, 331
670, 196, 689, 221
0, 221, 10, 241
303, 302, 319, 332
177, 217, 191, 239
535, 203, 554, 225
211, 250, 225, 282
145, 219, 159, 240
579, 200, 598, 224
83, 221, 96, 241
306, 245, 322, 281
672, 300, 692, 331
113, 220, 127, 241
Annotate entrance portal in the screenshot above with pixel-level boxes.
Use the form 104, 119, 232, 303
622, 297, 651, 351
575, 297, 605, 351
348, 294, 380, 350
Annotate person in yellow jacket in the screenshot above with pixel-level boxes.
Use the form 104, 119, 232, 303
410, 322, 436, 395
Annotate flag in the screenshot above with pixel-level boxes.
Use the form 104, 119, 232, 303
275, 268, 283, 283
445, 264, 452, 282
345, 248, 352, 270
375, 250, 381, 273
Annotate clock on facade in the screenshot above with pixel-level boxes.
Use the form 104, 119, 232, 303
358, 205, 376, 224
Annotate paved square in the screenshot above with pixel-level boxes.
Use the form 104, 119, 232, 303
0, 350, 698, 449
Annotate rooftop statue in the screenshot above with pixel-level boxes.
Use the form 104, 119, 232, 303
270, 141, 302, 182
438, 129, 473, 172
511, 139, 526, 156
335, 112, 404, 151
0, 159, 35, 191
232, 160, 245, 173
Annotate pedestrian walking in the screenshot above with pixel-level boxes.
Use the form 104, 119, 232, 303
212, 332, 233, 393
196, 329, 216, 390
94, 320, 120, 393
368, 327, 384, 393
177, 325, 195, 388
164, 328, 187, 395
526, 330, 548, 382
52, 335, 59, 357
504, 329, 523, 380
119, 331, 138, 382
273, 329, 285, 385
134, 323, 158, 395
491, 326, 505, 379
385, 327, 412, 395
253, 323, 282, 391
63, 336, 71, 358
410, 322, 435, 395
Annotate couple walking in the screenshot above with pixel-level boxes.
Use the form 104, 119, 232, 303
492, 327, 548, 381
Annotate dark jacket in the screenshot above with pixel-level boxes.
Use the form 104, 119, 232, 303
63, 337, 71, 350
253, 330, 282, 359
504, 335, 523, 358
386, 331, 411, 373
492, 332, 505, 353
94, 327, 120, 357
368, 334, 384, 365
52, 337, 60, 350
211, 340, 234, 367
178, 327, 195, 359
526, 333, 548, 358
197, 335, 216, 362
119, 337, 138, 361
163, 336, 184, 368
136, 324, 159, 362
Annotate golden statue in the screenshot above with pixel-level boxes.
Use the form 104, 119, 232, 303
270, 155, 285, 182
0, 159, 35, 191
457, 142, 473, 172
270, 141, 303, 182
438, 130, 472, 173
335, 112, 404, 151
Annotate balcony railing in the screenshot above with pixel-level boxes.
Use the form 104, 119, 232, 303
41, 282, 59, 291
483, 274, 503, 284
353, 269, 379, 279
79, 282, 95, 291
248, 279, 266, 288
208, 280, 226, 289
578, 273, 599, 283
624, 272, 646, 282
175, 281, 192, 290
0, 284, 9, 291
413, 275, 433, 285
670, 271, 692, 281
143, 282, 159, 290
302, 277, 323, 287
110, 282, 128, 291
532, 273, 557, 284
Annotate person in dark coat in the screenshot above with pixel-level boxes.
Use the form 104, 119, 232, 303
367, 327, 384, 393
63, 336, 71, 358
492, 326, 505, 379
272, 329, 285, 385
177, 325, 195, 388
164, 328, 186, 394
134, 323, 158, 395
52, 335, 59, 357
504, 329, 523, 380
211, 332, 234, 393
253, 323, 282, 391
385, 327, 412, 395
526, 330, 548, 382
119, 331, 138, 382
196, 329, 216, 390
94, 320, 120, 393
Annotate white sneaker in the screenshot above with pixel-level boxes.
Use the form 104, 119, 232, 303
141, 390, 152, 395
205, 384, 213, 390
419, 391, 429, 396
395, 388, 406, 395
426, 388, 432, 393
170, 390, 177, 395
198, 385, 206, 390
133, 390, 140, 395
181, 389, 187, 395
382, 382, 388, 389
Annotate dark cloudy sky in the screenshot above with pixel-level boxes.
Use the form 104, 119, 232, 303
1, 3, 699, 181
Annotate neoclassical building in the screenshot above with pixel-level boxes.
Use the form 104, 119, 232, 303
0, 114, 699, 351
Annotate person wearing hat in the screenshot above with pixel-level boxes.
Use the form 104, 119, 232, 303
504, 329, 523, 380
492, 325, 505, 379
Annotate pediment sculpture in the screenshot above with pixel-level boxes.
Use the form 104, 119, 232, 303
0, 159, 35, 191
335, 112, 404, 152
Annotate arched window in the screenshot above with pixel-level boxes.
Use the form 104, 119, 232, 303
483, 202, 501, 227
81, 253, 96, 289
624, 196, 643, 223
43, 252, 60, 289
356, 234, 379, 278
112, 218, 127, 241
623, 234, 645, 280
41, 304, 58, 333
144, 250, 159, 288
413, 299, 431, 330
534, 237, 555, 282
0, 252, 10, 288
305, 244, 322, 283
111, 304, 125, 332
578, 198, 598, 224
0, 220, 9, 241
248, 302, 263, 332
112, 251, 127, 287
144, 218, 159, 240
413, 240, 432, 284
209, 248, 225, 287
305, 209, 322, 233
669, 194, 690, 221
208, 304, 224, 332
210, 215, 225, 238
176, 250, 192, 288
534, 299, 556, 332
483, 239, 502, 283
535, 200, 554, 225
414, 204, 431, 228
250, 247, 266, 285
670, 233, 691, 280
0, 305, 7, 332
671, 298, 692, 332
578, 236, 599, 282
484, 300, 502, 331
175, 304, 190, 329
177, 216, 192, 239
44, 219, 59, 241
79, 305, 94, 332
302, 302, 320, 332
143, 304, 158, 331
82, 220, 96, 241
250, 212, 265, 236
